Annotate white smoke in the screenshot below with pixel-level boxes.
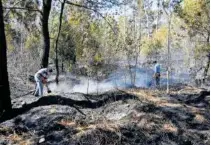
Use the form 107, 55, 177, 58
48, 66, 191, 94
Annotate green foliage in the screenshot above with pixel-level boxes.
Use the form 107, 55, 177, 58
153, 26, 168, 45
90, 22, 99, 36
141, 37, 155, 56
3, 0, 209, 79
5, 34, 15, 52
141, 26, 168, 56
68, 63, 73, 72
117, 16, 128, 41
69, 15, 81, 26
175, 0, 210, 75
4, 24, 15, 52
25, 34, 40, 50
194, 43, 210, 58
94, 52, 103, 63
176, 0, 209, 38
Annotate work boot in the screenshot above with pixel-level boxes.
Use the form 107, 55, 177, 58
33, 91, 39, 97
47, 89, 52, 94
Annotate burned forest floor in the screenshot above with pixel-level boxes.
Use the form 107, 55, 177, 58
0, 84, 210, 145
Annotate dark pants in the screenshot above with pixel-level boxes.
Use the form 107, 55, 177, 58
154, 73, 160, 87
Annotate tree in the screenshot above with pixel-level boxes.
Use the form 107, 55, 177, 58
3, 0, 121, 70
0, 0, 12, 113
175, 0, 210, 79
55, 0, 66, 84
41, 0, 52, 68
3, 0, 52, 68
162, 0, 174, 93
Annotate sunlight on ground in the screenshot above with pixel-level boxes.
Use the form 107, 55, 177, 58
0, 131, 33, 145
57, 119, 76, 127
162, 123, 178, 133
137, 118, 157, 130
126, 88, 204, 116
194, 114, 207, 123
57, 118, 121, 137
126, 89, 165, 103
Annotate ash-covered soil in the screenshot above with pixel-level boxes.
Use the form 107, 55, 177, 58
0, 85, 209, 145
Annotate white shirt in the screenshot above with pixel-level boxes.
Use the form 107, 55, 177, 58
35, 68, 49, 79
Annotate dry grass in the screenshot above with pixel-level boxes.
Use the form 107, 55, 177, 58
57, 119, 76, 127
49, 106, 57, 114
169, 85, 204, 95
76, 120, 120, 134
0, 126, 12, 133
126, 87, 209, 136
127, 87, 207, 117
194, 114, 207, 123
137, 118, 157, 130
185, 105, 206, 114
126, 89, 182, 108
162, 123, 178, 133
57, 117, 121, 137
178, 86, 203, 94
126, 89, 164, 104
2, 86, 208, 145
73, 119, 123, 145
1, 132, 33, 145
0, 126, 35, 145
159, 102, 183, 108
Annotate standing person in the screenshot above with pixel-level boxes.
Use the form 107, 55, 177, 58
34, 68, 53, 97
153, 61, 161, 87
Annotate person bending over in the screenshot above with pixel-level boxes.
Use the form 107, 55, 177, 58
34, 68, 53, 97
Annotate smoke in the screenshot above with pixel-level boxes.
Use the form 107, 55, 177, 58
48, 66, 191, 94
49, 74, 118, 94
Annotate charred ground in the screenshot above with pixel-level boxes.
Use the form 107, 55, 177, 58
0, 84, 209, 145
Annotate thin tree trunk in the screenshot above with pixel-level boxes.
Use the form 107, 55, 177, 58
55, 0, 66, 84
41, 0, 52, 68
203, 31, 210, 79
204, 54, 210, 78
133, 11, 137, 85
167, 14, 172, 94
61, 59, 64, 72
87, 77, 89, 95
143, 2, 150, 38
0, 0, 12, 113
155, 0, 160, 32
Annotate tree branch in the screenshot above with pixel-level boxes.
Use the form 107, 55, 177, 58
3, 6, 42, 14
3, 0, 25, 18
65, 1, 117, 35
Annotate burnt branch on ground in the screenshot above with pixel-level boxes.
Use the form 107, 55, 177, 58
0, 92, 138, 123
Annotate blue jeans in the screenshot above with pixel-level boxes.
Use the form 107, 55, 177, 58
34, 75, 43, 96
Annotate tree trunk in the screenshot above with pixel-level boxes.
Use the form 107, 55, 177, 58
0, 0, 12, 113
167, 14, 172, 94
61, 59, 64, 72
55, 0, 66, 84
143, 2, 150, 38
41, 0, 52, 68
204, 54, 210, 78
155, 0, 160, 32
203, 31, 210, 79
